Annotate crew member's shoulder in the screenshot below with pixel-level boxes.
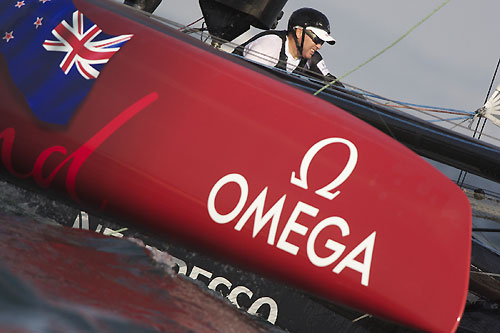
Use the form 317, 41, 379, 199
248, 33, 284, 47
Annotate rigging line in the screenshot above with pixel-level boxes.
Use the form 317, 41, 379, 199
339, 87, 400, 140
381, 105, 470, 116
470, 271, 500, 278
483, 58, 500, 105
231, 49, 348, 89
344, 87, 500, 140
375, 103, 472, 116
457, 57, 500, 187
446, 117, 472, 130
236, 48, 287, 68
476, 57, 500, 141
231, 42, 345, 82
313, 0, 452, 96
371, 102, 471, 115
328, 84, 492, 133
473, 118, 488, 140
345, 87, 500, 141
363, 95, 473, 115
374, 104, 398, 140
201, 23, 210, 43
456, 172, 466, 187
355, 89, 474, 125
178, 17, 204, 31
428, 116, 473, 123
471, 57, 500, 140
229, 48, 340, 90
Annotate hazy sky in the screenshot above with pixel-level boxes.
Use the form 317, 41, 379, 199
154, 0, 500, 146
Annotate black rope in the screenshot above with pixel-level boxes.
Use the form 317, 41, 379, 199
477, 57, 500, 140
457, 57, 500, 187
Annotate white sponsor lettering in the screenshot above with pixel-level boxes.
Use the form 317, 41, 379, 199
208, 276, 232, 293
189, 266, 213, 281
276, 201, 317, 255
228, 286, 253, 308
333, 231, 376, 287
72, 211, 90, 230
207, 173, 248, 224
248, 297, 278, 324
170, 256, 188, 275
170, 257, 279, 324
234, 187, 286, 245
207, 138, 376, 287
291, 137, 358, 200
307, 216, 349, 267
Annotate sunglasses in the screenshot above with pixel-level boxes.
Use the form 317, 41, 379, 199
305, 29, 324, 46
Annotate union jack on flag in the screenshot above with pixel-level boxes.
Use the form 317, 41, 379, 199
0, 0, 133, 125
43, 10, 132, 80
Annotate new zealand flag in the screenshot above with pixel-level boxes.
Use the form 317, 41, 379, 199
0, 0, 133, 125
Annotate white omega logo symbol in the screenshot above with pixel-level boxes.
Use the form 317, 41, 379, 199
290, 138, 358, 200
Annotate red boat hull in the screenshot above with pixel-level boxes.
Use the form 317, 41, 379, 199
0, 0, 471, 331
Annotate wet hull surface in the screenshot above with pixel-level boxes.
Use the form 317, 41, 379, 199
0, 204, 279, 332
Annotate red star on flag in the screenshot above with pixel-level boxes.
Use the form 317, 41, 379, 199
15, 1, 25, 8
34, 17, 43, 29
3, 31, 14, 43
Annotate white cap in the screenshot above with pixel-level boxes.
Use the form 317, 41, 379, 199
307, 26, 336, 45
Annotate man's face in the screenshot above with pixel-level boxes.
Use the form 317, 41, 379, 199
296, 28, 323, 59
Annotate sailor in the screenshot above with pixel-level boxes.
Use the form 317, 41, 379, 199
233, 8, 341, 84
